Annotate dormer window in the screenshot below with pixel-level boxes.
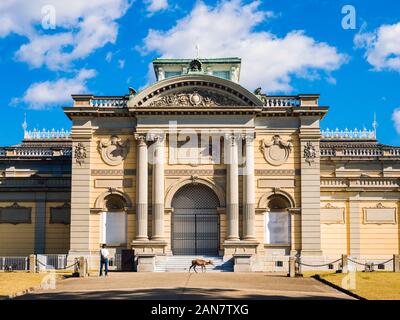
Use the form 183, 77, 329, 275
212, 70, 230, 80
165, 71, 182, 79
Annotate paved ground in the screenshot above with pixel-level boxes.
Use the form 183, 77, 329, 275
18, 272, 354, 300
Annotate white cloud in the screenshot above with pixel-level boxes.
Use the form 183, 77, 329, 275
355, 22, 400, 72
142, 0, 346, 92
16, 69, 96, 109
144, 0, 168, 13
392, 108, 400, 134
106, 51, 113, 63
0, 0, 131, 71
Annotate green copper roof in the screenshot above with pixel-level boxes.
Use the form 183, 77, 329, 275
153, 57, 241, 65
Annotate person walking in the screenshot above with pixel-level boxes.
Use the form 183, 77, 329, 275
100, 244, 109, 276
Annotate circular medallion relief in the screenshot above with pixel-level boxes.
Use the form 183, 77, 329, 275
98, 135, 130, 166
261, 136, 292, 166
189, 92, 202, 106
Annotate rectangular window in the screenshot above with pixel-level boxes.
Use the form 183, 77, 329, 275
0, 203, 31, 224
165, 71, 182, 79
50, 205, 70, 224
101, 212, 126, 246
212, 70, 230, 80
264, 211, 290, 245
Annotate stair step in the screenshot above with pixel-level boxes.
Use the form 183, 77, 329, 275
155, 255, 233, 272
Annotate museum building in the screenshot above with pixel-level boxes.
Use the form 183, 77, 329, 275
0, 57, 399, 272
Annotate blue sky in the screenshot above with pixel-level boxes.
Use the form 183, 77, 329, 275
0, 0, 399, 146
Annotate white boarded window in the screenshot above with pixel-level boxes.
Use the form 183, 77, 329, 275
101, 212, 126, 246
264, 211, 290, 245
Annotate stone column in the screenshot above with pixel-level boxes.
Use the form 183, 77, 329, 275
243, 134, 256, 240
152, 134, 165, 240
225, 134, 240, 241
135, 133, 148, 241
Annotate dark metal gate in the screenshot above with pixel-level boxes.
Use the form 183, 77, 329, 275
171, 184, 220, 255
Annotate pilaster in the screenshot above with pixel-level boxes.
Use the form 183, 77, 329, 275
299, 121, 322, 256
69, 126, 93, 254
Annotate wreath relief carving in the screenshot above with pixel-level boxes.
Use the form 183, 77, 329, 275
98, 135, 130, 166
74, 142, 87, 165
260, 135, 292, 166
304, 141, 317, 165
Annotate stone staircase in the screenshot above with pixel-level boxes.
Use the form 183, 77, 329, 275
155, 255, 234, 272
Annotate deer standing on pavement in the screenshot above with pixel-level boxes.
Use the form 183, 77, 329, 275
189, 259, 214, 273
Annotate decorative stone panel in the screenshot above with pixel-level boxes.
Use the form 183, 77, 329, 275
363, 203, 397, 224
320, 203, 345, 224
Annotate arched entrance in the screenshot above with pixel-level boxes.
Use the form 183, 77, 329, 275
171, 184, 220, 255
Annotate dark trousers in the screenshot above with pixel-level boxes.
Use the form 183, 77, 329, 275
100, 258, 109, 276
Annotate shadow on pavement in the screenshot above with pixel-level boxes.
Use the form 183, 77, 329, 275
18, 287, 351, 300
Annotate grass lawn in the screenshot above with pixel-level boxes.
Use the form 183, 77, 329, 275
0, 272, 47, 297
304, 271, 400, 300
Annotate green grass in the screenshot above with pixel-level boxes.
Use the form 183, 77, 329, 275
305, 271, 400, 300
0, 272, 47, 297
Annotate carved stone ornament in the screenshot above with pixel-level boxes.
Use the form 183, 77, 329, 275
74, 142, 87, 165
260, 135, 292, 166
304, 141, 317, 165
189, 59, 202, 72
190, 175, 199, 185
148, 89, 242, 107
324, 203, 337, 209
98, 135, 130, 166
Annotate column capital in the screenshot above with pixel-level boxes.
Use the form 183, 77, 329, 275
224, 133, 241, 146
241, 132, 255, 142
148, 132, 165, 143
134, 133, 148, 146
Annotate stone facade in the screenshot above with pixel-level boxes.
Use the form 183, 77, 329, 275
0, 57, 399, 272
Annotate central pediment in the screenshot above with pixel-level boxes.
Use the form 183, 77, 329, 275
148, 89, 243, 107
128, 75, 263, 109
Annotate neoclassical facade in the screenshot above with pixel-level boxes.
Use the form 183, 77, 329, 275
1, 57, 399, 272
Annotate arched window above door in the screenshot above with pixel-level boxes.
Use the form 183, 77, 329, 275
105, 194, 126, 211
265, 195, 291, 245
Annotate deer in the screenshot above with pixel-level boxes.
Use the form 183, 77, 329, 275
189, 259, 214, 273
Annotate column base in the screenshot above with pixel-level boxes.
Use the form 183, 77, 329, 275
135, 237, 149, 241
242, 236, 257, 241
131, 240, 168, 255
223, 240, 259, 260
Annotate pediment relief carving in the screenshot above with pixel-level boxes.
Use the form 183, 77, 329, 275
148, 89, 246, 107
98, 135, 130, 166
260, 135, 293, 166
